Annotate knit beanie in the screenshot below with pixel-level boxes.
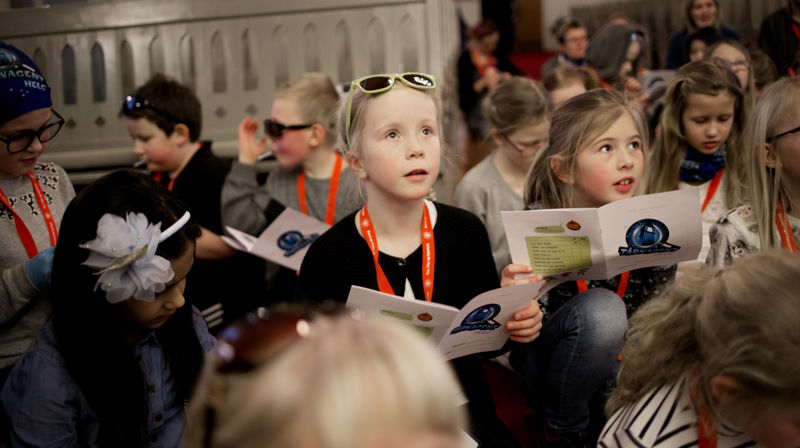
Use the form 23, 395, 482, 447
0, 41, 52, 126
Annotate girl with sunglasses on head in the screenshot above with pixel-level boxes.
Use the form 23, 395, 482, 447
120, 73, 267, 332
1, 169, 215, 447
706, 77, 800, 267
0, 41, 74, 385
455, 76, 551, 276
185, 308, 468, 448
296, 72, 543, 448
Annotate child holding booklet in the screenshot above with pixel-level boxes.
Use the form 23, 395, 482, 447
455, 76, 551, 276
600, 250, 800, 448
504, 89, 677, 446
646, 58, 747, 264
296, 72, 542, 447
707, 77, 800, 266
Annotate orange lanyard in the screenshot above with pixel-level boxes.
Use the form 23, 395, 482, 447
691, 370, 718, 448
0, 172, 59, 259
701, 169, 724, 213
776, 197, 798, 253
359, 203, 435, 302
153, 171, 176, 191
576, 271, 630, 299
297, 152, 343, 225
470, 48, 497, 78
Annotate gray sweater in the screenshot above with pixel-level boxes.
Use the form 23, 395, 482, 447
0, 162, 74, 369
221, 160, 363, 235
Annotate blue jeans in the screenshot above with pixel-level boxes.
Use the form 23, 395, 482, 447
510, 288, 627, 433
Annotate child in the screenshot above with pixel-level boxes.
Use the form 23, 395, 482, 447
185, 308, 467, 448
455, 76, 551, 276
542, 65, 599, 107
600, 249, 800, 448
121, 74, 266, 330
296, 72, 542, 447
646, 58, 747, 264
665, 0, 740, 70
706, 39, 755, 112
0, 41, 75, 382
748, 47, 778, 102
1, 169, 215, 447
505, 89, 677, 446
585, 23, 645, 93
685, 26, 722, 64
221, 72, 362, 298
707, 77, 800, 267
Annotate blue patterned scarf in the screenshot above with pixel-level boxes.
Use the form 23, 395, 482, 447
679, 145, 726, 183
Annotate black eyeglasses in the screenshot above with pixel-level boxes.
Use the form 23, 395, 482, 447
123, 95, 181, 124
263, 118, 314, 139
767, 124, 800, 143
0, 109, 65, 154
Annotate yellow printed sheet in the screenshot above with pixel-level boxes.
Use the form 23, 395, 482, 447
525, 236, 592, 274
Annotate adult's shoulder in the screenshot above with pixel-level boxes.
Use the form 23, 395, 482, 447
720, 25, 740, 40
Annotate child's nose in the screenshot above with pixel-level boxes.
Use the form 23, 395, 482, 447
617, 149, 635, 169
406, 139, 425, 159
133, 140, 146, 155
164, 290, 185, 311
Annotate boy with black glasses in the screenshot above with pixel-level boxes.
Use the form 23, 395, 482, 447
120, 74, 266, 331
0, 41, 75, 384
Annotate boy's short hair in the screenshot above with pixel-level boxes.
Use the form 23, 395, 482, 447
552, 17, 584, 44
119, 73, 202, 142
275, 73, 340, 147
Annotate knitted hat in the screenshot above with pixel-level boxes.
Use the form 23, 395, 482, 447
0, 41, 52, 126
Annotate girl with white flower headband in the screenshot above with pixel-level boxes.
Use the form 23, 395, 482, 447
1, 169, 215, 447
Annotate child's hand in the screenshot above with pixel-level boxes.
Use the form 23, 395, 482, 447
238, 116, 268, 165
500, 264, 543, 287
622, 76, 643, 98
505, 299, 543, 343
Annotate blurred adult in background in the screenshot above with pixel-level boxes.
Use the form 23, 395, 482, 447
666, 0, 740, 70
758, 0, 800, 76
540, 17, 589, 80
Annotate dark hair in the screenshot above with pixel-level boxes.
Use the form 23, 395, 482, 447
749, 48, 779, 91
470, 19, 498, 40
119, 73, 202, 141
551, 16, 584, 44
51, 169, 203, 446
585, 23, 647, 85
684, 26, 723, 56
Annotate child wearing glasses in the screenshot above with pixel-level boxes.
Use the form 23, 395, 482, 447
185, 309, 468, 448
455, 76, 551, 276
646, 58, 748, 266
707, 77, 800, 266
120, 74, 266, 331
296, 72, 543, 447
600, 249, 800, 448
221, 72, 363, 298
0, 41, 74, 384
1, 169, 214, 447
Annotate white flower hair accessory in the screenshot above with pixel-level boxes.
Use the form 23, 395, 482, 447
80, 211, 191, 303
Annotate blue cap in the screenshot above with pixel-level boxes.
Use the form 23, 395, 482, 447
0, 41, 52, 126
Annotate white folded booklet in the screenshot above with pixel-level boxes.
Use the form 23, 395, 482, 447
501, 189, 702, 281
222, 205, 330, 271
346, 282, 543, 361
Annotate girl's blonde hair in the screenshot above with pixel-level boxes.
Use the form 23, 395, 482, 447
647, 58, 747, 208
607, 250, 800, 427
184, 312, 466, 448
482, 76, 551, 136
276, 72, 341, 147
743, 76, 800, 249
524, 88, 647, 208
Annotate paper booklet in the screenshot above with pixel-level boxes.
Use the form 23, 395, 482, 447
346, 282, 544, 361
222, 200, 330, 271
501, 189, 702, 281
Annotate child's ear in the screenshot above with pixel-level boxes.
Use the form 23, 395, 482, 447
346, 152, 368, 179
171, 123, 191, 146
490, 129, 504, 148
550, 155, 573, 184
764, 142, 778, 169
308, 123, 326, 148
709, 374, 742, 406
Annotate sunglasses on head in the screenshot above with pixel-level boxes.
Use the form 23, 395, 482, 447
345, 72, 436, 148
263, 119, 314, 139
123, 95, 181, 124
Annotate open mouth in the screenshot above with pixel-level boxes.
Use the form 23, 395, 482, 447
703, 141, 718, 150
405, 169, 428, 177
614, 178, 634, 192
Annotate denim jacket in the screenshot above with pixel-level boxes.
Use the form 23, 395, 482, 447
1, 309, 214, 447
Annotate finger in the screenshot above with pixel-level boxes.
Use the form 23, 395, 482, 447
514, 302, 542, 321
257, 137, 268, 153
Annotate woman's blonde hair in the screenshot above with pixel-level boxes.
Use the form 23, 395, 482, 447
276, 72, 341, 147
647, 58, 747, 208
483, 76, 551, 136
524, 88, 647, 208
184, 311, 466, 448
742, 76, 800, 249
607, 250, 800, 427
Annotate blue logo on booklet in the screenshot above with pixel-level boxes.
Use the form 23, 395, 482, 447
450, 304, 502, 334
618, 219, 680, 256
277, 230, 320, 257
